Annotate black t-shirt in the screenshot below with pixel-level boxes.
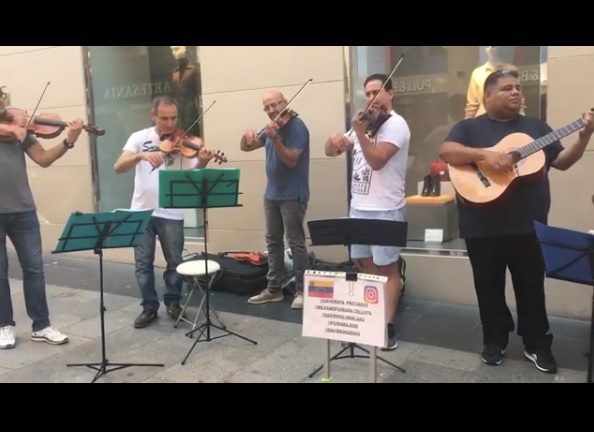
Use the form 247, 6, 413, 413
445, 114, 565, 239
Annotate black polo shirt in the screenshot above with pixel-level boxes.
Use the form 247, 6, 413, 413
445, 114, 564, 239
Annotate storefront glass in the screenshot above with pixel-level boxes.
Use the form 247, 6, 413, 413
84, 46, 204, 237
347, 46, 547, 254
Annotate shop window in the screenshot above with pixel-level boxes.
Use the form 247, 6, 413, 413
347, 46, 547, 253
84, 46, 204, 238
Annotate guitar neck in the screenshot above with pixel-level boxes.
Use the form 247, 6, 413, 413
518, 118, 585, 159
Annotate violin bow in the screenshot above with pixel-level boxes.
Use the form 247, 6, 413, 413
257, 78, 313, 139
176, 99, 217, 140
25, 81, 51, 131
346, 55, 405, 138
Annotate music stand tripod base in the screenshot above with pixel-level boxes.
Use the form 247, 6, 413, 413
306, 217, 409, 379
53, 210, 165, 383
308, 342, 405, 379
157, 169, 258, 365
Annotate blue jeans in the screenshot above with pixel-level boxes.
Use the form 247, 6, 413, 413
0, 211, 51, 332
134, 216, 184, 311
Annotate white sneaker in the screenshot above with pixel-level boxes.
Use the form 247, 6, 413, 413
31, 326, 69, 345
291, 292, 303, 310
0, 326, 15, 349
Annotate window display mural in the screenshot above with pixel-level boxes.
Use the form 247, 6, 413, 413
85, 46, 204, 237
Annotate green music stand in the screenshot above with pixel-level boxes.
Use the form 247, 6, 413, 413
52, 209, 165, 383
159, 168, 258, 365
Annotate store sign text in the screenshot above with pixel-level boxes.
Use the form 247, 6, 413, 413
103, 81, 171, 100
394, 79, 432, 94
518, 69, 540, 83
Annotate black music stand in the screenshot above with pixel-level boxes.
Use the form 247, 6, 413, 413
534, 221, 594, 383
306, 218, 407, 378
52, 210, 164, 383
159, 169, 258, 365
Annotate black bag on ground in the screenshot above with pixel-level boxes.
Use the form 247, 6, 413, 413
185, 252, 268, 296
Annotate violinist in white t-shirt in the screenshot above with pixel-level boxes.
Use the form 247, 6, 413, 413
113, 94, 215, 329
325, 73, 411, 352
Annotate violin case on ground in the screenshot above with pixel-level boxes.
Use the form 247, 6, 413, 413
186, 252, 269, 296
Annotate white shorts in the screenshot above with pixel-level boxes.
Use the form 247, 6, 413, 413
349, 207, 406, 267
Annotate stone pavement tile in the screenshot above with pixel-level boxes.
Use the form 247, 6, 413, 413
408, 344, 482, 372
466, 359, 557, 383
62, 308, 140, 339
224, 370, 290, 383
0, 334, 92, 372
553, 369, 587, 383
301, 365, 391, 383
242, 336, 335, 383
384, 360, 474, 383
217, 319, 302, 352
46, 284, 99, 302
142, 376, 179, 383
151, 342, 269, 383
0, 325, 201, 383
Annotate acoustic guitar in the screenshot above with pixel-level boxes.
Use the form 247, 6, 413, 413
448, 114, 588, 206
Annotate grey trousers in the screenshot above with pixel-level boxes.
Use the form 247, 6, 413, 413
264, 199, 308, 293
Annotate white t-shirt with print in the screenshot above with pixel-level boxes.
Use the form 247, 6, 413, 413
123, 127, 197, 220
347, 112, 411, 212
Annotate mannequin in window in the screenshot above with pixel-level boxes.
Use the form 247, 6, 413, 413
170, 46, 200, 135
465, 47, 525, 119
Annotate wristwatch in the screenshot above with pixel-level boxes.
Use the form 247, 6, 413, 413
62, 139, 74, 149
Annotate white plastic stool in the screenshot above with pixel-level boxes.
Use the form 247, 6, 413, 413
175, 259, 225, 332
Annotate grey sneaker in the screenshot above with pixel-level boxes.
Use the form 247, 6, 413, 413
291, 292, 303, 309
248, 289, 284, 305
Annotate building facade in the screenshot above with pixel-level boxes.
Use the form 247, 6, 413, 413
1, 46, 593, 319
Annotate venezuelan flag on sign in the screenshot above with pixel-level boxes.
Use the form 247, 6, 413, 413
308, 280, 334, 299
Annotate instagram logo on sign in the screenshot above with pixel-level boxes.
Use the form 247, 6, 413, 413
364, 286, 379, 304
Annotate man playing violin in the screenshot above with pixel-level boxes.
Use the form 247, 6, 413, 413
0, 95, 84, 349
114, 94, 216, 329
240, 90, 310, 310
440, 69, 594, 374
325, 73, 411, 352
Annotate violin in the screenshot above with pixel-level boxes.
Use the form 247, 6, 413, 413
0, 107, 105, 139
360, 107, 392, 138
159, 129, 228, 165
256, 78, 313, 139
233, 251, 268, 267
346, 55, 405, 140
218, 250, 268, 267
257, 108, 300, 138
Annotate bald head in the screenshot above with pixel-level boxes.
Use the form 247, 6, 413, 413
262, 90, 288, 120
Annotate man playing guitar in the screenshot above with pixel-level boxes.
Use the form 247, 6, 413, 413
440, 69, 594, 373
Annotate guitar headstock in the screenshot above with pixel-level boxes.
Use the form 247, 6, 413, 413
213, 150, 228, 165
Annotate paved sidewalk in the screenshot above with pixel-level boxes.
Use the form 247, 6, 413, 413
0, 279, 587, 383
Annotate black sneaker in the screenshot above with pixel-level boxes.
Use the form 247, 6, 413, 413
482, 345, 506, 366
166, 303, 184, 320
381, 324, 398, 351
524, 349, 558, 374
134, 308, 158, 329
